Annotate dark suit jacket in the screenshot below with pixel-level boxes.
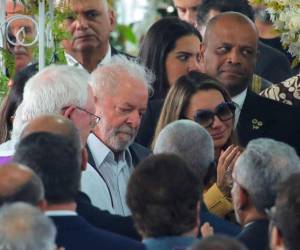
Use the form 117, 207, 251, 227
135, 99, 164, 148
200, 204, 241, 237
257, 41, 292, 83
50, 215, 144, 250
76, 191, 141, 240
237, 90, 300, 154
236, 219, 269, 250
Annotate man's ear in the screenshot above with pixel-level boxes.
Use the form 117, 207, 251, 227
62, 105, 76, 119
237, 185, 249, 211
81, 147, 88, 171
270, 225, 285, 250
108, 9, 116, 32
37, 199, 48, 212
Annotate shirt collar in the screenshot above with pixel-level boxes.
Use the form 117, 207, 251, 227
87, 133, 132, 169
64, 44, 112, 71
45, 210, 77, 216
232, 88, 248, 111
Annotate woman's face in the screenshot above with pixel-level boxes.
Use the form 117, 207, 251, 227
185, 89, 234, 150
165, 34, 201, 86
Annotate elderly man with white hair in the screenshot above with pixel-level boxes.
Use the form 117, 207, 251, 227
153, 119, 241, 236
231, 138, 300, 250
0, 64, 94, 163
84, 55, 153, 216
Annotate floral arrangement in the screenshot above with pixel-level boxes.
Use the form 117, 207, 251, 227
251, 0, 300, 67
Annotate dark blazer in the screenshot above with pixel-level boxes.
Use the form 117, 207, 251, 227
76, 191, 140, 240
50, 215, 145, 250
200, 204, 241, 237
236, 219, 269, 250
237, 90, 300, 154
257, 41, 292, 83
135, 99, 164, 148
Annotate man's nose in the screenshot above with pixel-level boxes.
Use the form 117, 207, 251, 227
227, 49, 242, 64
127, 110, 141, 129
75, 16, 89, 30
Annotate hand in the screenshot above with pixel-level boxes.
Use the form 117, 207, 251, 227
216, 145, 241, 198
200, 222, 214, 238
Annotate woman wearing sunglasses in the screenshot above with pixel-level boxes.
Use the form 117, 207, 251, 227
152, 71, 241, 218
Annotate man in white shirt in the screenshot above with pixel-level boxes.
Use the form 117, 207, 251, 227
60, 0, 117, 72
83, 55, 152, 216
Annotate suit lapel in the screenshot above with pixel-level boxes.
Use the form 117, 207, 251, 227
236, 90, 269, 146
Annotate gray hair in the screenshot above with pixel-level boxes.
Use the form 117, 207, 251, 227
11, 65, 90, 139
89, 55, 154, 100
153, 120, 214, 181
0, 202, 56, 250
235, 138, 300, 213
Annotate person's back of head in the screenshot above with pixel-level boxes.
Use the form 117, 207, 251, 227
269, 173, 300, 250
153, 120, 214, 186
126, 153, 201, 238
0, 163, 44, 207
0, 202, 56, 250
12, 64, 89, 139
234, 138, 300, 214
13, 132, 82, 205
189, 234, 247, 250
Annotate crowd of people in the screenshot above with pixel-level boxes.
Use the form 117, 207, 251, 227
0, 0, 300, 249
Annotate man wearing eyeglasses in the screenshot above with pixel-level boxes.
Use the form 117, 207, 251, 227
231, 138, 300, 250
81, 55, 152, 216
200, 12, 300, 154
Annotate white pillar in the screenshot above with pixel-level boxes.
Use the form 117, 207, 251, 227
38, 0, 45, 70
0, 0, 6, 74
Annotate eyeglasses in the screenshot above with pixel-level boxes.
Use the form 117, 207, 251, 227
194, 102, 236, 128
76, 106, 101, 128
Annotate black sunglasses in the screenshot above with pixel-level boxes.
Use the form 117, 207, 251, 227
194, 102, 236, 128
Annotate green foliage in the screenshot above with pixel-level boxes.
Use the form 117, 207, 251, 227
111, 23, 138, 51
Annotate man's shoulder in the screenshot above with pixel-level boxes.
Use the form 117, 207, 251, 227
52, 215, 144, 250
236, 220, 269, 250
245, 90, 297, 113
111, 46, 135, 60
129, 143, 151, 163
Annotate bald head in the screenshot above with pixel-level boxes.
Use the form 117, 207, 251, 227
0, 163, 44, 206
201, 11, 258, 96
204, 11, 258, 45
21, 114, 81, 146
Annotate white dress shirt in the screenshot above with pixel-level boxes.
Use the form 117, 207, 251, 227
65, 44, 112, 71
232, 88, 248, 128
81, 133, 133, 216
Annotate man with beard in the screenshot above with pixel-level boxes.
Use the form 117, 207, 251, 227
200, 12, 300, 154
83, 55, 152, 216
